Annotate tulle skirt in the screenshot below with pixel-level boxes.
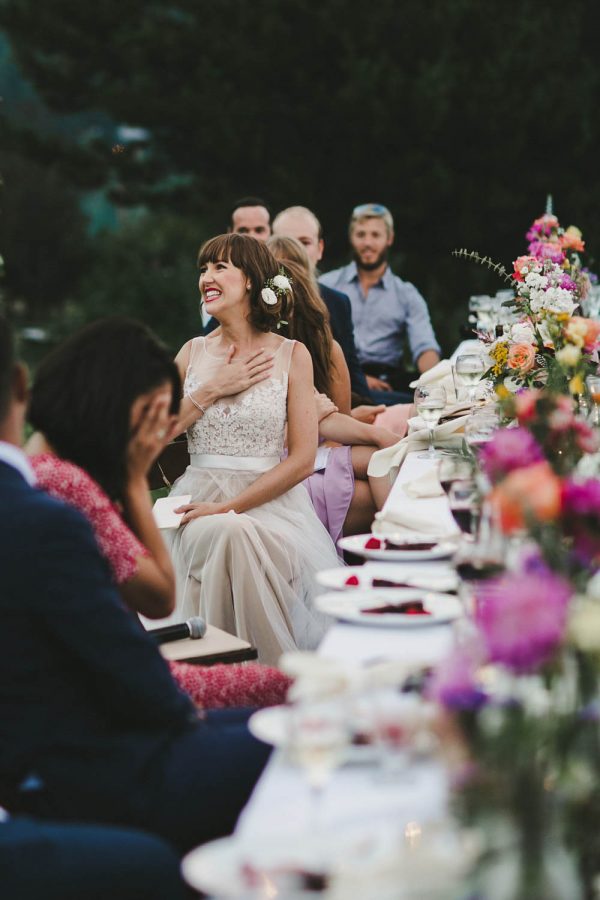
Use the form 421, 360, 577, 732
166, 464, 342, 665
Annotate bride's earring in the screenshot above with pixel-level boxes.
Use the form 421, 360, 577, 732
246, 282, 251, 290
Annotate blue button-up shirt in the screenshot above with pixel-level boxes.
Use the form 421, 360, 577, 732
320, 262, 440, 368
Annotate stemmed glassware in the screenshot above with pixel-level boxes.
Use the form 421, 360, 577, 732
414, 384, 447, 459
454, 353, 487, 402
288, 698, 348, 844
586, 374, 600, 427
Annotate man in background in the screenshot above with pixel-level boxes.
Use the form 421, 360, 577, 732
320, 203, 440, 396
229, 196, 272, 240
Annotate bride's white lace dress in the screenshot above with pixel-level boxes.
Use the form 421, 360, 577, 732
167, 336, 341, 664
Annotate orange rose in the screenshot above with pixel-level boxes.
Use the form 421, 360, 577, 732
489, 462, 562, 534
506, 343, 536, 373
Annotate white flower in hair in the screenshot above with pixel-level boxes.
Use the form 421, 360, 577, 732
261, 287, 278, 306
273, 274, 291, 291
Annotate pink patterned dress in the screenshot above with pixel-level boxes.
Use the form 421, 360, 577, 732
31, 453, 290, 708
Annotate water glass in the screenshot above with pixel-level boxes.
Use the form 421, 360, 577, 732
586, 374, 600, 426
414, 384, 447, 459
454, 353, 487, 402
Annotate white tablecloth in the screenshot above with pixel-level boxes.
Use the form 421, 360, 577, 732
238, 451, 455, 843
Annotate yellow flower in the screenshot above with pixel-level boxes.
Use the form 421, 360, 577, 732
495, 384, 509, 400
569, 373, 584, 395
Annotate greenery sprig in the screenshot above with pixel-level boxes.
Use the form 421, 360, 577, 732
452, 248, 514, 286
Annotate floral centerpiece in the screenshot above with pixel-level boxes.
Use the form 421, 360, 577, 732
454, 207, 600, 396
431, 394, 600, 895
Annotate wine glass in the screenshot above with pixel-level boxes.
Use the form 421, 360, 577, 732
414, 384, 447, 459
288, 698, 348, 842
586, 374, 600, 427
448, 479, 478, 538
437, 455, 474, 495
454, 353, 486, 402
464, 412, 498, 453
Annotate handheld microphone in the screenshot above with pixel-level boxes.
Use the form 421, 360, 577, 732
148, 616, 207, 645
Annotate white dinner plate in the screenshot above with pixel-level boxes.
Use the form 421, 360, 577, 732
338, 533, 456, 561
249, 706, 377, 764
183, 828, 397, 897
315, 589, 462, 628
316, 565, 458, 594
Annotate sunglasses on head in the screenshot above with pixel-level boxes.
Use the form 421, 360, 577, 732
351, 203, 391, 218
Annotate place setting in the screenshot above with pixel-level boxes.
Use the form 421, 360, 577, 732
337, 533, 458, 562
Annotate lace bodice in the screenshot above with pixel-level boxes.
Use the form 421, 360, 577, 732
184, 336, 294, 458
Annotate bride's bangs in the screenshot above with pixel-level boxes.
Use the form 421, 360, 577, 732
197, 234, 234, 268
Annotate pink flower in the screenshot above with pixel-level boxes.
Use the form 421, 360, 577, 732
475, 570, 571, 672
514, 388, 541, 422
506, 343, 536, 373
479, 427, 545, 484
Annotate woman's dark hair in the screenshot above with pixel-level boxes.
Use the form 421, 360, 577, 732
29, 317, 181, 501
198, 233, 289, 332
266, 240, 334, 396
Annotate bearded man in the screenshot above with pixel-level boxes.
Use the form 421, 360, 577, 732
320, 203, 440, 394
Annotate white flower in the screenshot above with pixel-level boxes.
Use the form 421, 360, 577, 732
556, 344, 582, 367
273, 274, 291, 291
261, 287, 278, 306
524, 272, 548, 290
510, 321, 536, 344
503, 376, 522, 393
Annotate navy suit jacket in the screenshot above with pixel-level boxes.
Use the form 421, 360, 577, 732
0, 461, 196, 813
204, 285, 372, 400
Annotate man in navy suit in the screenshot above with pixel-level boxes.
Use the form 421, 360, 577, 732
0, 315, 270, 858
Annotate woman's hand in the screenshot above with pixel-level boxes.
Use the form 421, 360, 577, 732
351, 404, 386, 424
127, 391, 178, 481
211, 345, 274, 398
175, 501, 226, 524
314, 391, 338, 421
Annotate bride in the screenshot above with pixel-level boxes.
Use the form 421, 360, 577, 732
167, 233, 341, 664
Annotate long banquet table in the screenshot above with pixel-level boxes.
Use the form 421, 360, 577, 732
235, 448, 458, 849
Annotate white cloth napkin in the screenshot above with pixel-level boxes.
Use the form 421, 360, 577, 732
367, 414, 470, 479
403, 468, 444, 498
372, 498, 458, 537
409, 359, 456, 398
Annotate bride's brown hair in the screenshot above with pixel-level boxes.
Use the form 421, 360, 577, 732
198, 233, 289, 333
267, 236, 334, 396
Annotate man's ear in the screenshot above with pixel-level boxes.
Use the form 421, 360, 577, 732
316, 239, 324, 264
13, 363, 29, 405
387, 229, 395, 248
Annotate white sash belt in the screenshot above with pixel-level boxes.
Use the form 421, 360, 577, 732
189, 453, 280, 473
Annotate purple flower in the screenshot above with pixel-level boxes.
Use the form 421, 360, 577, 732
528, 240, 565, 265
427, 648, 488, 710
475, 571, 572, 672
479, 427, 545, 484
559, 274, 577, 292
561, 478, 600, 564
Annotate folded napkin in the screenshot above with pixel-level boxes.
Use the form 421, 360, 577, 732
372, 499, 458, 537
367, 414, 470, 479
409, 359, 456, 399
403, 468, 444, 498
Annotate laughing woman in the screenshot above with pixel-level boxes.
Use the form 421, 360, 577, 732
167, 234, 340, 665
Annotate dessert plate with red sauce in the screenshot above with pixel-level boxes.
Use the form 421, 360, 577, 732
337, 533, 456, 562
316, 565, 458, 594
315, 589, 462, 627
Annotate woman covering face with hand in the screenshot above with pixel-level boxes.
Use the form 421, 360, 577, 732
26, 317, 290, 708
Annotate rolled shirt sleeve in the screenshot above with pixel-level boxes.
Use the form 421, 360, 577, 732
400, 279, 440, 364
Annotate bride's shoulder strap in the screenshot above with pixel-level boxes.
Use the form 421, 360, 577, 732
188, 335, 206, 367
279, 337, 296, 374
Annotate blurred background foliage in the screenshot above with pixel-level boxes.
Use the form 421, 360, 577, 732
1, 0, 599, 359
